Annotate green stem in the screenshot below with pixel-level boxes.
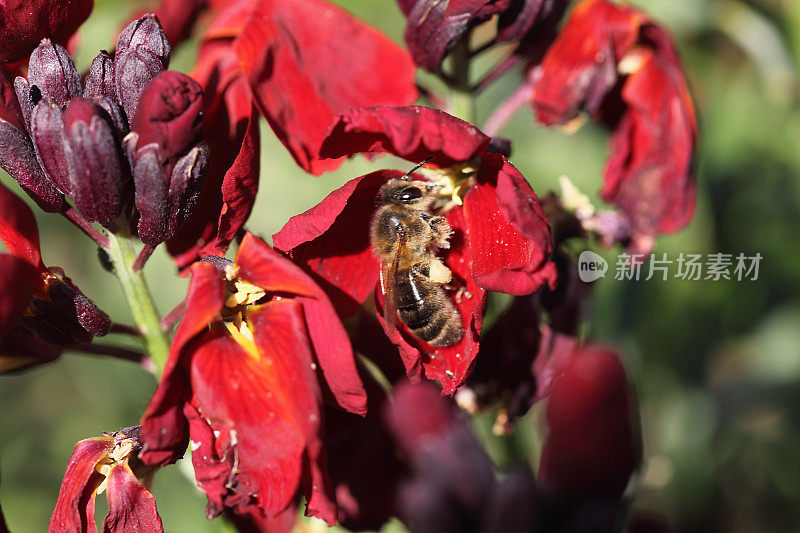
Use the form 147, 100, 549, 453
448, 35, 476, 124
106, 230, 170, 375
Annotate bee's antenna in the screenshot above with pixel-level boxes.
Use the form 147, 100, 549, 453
400, 156, 434, 180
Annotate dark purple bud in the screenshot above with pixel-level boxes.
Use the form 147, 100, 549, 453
132, 143, 207, 246
130, 70, 203, 162
114, 15, 171, 120
46, 272, 111, 337
13, 77, 33, 129
30, 101, 71, 195
27, 40, 82, 108
116, 14, 171, 64
62, 98, 125, 224
0, 76, 63, 212
25, 297, 92, 345
83, 50, 116, 100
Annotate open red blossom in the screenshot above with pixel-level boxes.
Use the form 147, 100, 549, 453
276, 105, 554, 394
140, 233, 365, 524
532, 0, 697, 251
0, 181, 107, 372
50, 427, 163, 533
0, 0, 93, 63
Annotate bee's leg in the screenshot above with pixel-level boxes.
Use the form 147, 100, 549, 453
422, 214, 453, 249
454, 286, 473, 303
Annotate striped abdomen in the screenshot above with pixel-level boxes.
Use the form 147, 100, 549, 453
395, 265, 463, 348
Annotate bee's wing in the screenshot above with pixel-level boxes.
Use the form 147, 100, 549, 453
380, 233, 403, 334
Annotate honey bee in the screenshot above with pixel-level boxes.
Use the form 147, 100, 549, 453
370, 166, 464, 348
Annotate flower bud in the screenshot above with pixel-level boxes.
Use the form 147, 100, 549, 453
62, 98, 125, 224
46, 271, 111, 337
0, 75, 63, 212
83, 50, 116, 100
129, 71, 207, 246
27, 40, 82, 108
13, 77, 33, 129
114, 15, 171, 120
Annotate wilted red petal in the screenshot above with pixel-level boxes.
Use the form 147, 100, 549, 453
235, 234, 367, 415
49, 437, 114, 533
402, 0, 510, 72
0, 180, 43, 269
319, 106, 490, 168
463, 155, 555, 295
0, 0, 93, 63
601, 32, 697, 237
188, 300, 333, 522
273, 171, 388, 317
0, 255, 39, 336
102, 464, 164, 532
495, 0, 570, 45
234, 0, 417, 174
538, 346, 641, 503
140, 262, 224, 466
532, 0, 645, 124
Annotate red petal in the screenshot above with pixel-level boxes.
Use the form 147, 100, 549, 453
0, 0, 93, 63
0, 254, 39, 335
538, 346, 641, 503
0, 326, 62, 373
602, 31, 697, 237
188, 299, 333, 520
140, 262, 224, 466
236, 234, 367, 415
374, 207, 488, 395
532, 0, 645, 124
49, 437, 114, 533
319, 106, 490, 167
273, 171, 389, 317
464, 155, 555, 295
102, 464, 164, 533
234, 0, 417, 174
0, 180, 43, 269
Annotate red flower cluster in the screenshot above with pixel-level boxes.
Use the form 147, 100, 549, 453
0, 0, 699, 530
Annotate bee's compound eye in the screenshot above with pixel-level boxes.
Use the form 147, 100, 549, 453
397, 186, 422, 203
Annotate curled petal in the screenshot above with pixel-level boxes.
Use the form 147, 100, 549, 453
463, 155, 555, 295
0, 180, 43, 268
102, 464, 164, 532
235, 234, 367, 415
49, 437, 115, 533
234, 0, 417, 174
320, 106, 490, 167
273, 171, 388, 318
402, 0, 509, 72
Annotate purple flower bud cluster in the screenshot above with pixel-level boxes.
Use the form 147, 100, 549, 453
0, 15, 207, 245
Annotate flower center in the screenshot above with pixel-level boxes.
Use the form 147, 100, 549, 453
417, 158, 480, 212
220, 264, 267, 358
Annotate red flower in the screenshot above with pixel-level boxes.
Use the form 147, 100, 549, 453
49, 427, 164, 533
0, 0, 93, 63
140, 233, 366, 524
274, 105, 555, 394
532, 0, 697, 251
0, 181, 108, 372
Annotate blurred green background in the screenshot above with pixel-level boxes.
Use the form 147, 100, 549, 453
2, 0, 800, 531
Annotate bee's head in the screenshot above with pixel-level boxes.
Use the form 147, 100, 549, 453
380, 179, 437, 209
